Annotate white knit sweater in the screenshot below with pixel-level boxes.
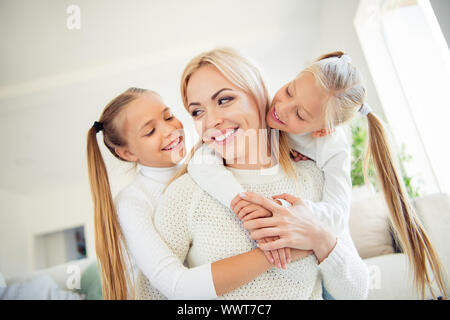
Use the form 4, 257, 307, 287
154, 161, 369, 299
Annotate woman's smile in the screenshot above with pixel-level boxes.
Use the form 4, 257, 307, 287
209, 127, 240, 145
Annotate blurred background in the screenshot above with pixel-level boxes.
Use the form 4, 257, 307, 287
0, 0, 449, 289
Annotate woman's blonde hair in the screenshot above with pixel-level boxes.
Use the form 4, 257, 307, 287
86, 87, 155, 299
306, 51, 447, 299
167, 47, 296, 186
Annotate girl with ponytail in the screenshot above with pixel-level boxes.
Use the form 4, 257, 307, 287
86, 87, 313, 299
227, 51, 446, 299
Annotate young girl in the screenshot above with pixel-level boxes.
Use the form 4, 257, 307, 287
188, 51, 447, 299
86, 87, 312, 300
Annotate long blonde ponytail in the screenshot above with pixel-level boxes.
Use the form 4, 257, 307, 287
308, 51, 447, 299
365, 112, 447, 299
86, 87, 150, 299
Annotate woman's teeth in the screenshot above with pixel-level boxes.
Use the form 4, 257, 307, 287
214, 128, 238, 142
163, 136, 182, 151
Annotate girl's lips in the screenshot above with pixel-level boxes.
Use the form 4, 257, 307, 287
270, 107, 285, 125
162, 135, 184, 151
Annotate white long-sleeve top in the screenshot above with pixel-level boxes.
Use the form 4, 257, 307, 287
188, 126, 352, 235
156, 161, 369, 299
114, 164, 217, 300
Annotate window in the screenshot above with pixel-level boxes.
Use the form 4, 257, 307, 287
355, 0, 450, 196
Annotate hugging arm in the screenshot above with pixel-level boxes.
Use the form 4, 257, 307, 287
188, 143, 245, 208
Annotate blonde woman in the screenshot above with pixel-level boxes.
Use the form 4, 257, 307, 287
152, 48, 369, 299
86, 88, 312, 300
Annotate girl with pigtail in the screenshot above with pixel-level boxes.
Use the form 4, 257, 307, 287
189, 50, 447, 299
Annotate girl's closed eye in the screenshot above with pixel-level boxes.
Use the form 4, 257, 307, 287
286, 86, 292, 98
296, 110, 304, 121
145, 128, 155, 136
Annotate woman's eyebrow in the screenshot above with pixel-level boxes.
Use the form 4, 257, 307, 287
188, 88, 233, 109
211, 88, 233, 100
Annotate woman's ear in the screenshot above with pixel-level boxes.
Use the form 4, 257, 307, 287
115, 146, 138, 162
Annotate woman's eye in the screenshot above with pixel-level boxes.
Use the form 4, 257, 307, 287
145, 128, 155, 136
191, 110, 202, 117
166, 115, 174, 121
296, 111, 304, 121
218, 96, 233, 105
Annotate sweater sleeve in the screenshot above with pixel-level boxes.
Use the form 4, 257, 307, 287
188, 143, 245, 208
318, 233, 369, 300
115, 188, 217, 299
289, 128, 352, 235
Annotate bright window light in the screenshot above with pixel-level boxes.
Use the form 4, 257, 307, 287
355, 0, 450, 196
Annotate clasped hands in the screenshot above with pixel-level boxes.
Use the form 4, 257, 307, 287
230, 192, 336, 270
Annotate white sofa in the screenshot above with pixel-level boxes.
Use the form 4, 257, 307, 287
358, 192, 450, 299
2, 193, 449, 299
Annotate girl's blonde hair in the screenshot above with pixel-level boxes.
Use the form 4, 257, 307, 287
167, 47, 296, 186
307, 51, 447, 299
87, 87, 154, 299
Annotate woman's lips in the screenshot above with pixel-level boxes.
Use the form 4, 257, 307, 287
270, 107, 285, 125
210, 127, 240, 146
162, 135, 184, 151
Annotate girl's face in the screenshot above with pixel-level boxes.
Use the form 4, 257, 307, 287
186, 64, 262, 164
115, 92, 186, 167
267, 71, 329, 135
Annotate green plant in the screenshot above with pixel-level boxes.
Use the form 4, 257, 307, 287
350, 118, 421, 199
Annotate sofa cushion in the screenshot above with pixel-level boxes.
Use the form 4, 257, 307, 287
349, 188, 395, 259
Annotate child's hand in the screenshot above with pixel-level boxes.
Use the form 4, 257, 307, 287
258, 237, 291, 270
290, 150, 310, 162
230, 195, 273, 221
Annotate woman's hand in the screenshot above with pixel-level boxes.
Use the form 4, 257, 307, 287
231, 195, 291, 269
237, 192, 338, 263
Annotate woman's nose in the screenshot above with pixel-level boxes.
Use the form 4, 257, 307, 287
204, 107, 224, 129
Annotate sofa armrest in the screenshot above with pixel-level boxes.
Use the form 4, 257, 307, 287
413, 193, 450, 292
364, 253, 439, 300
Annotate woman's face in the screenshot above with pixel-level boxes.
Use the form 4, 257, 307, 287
267, 71, 329, 135
115, 92, 186, 167
186, 65, 262, 164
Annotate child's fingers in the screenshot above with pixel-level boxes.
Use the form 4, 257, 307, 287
242, 207, 272, 222
230, 194, 242, 211
258, 239, 275, 264
271, 248, 281, 269
285, 247, 291, 264
278, 247, 287, 269
233, 199, 251, 215
238, 204, 258, 220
